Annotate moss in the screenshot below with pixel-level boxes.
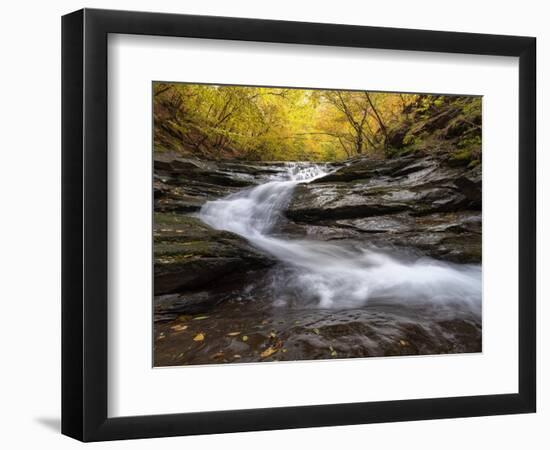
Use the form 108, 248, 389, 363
386, 144, 416, 159
454, 149, 472, 160
457, 135, 481, 150
467, 159, 481, 169
448, 149, 473, 167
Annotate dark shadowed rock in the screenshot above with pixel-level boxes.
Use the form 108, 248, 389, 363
154, 213, 275, 295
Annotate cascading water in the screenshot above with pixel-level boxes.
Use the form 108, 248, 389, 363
199, 163, 481, 310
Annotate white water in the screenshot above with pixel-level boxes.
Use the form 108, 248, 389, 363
199, 163, 481, 310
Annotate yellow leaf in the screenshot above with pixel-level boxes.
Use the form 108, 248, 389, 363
170, 324, 188, 332
313, 328, 320, 335
260, 347, 278, 358
269, 332, 277, 338
399, 340, 409, 346
331, 350, 337, 357
241, 335, 249, 342
227, 331, 241, 336
193, 316, 209, 321
193, 333, 205, 342
233, 354, 241, 359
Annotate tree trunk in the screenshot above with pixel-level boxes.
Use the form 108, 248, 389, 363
364, 93, 389, 148
355, 132, 364, 154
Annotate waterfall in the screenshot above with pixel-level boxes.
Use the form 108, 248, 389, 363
199, 163, 481, 310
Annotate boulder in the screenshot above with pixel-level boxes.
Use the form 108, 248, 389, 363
154, 213, 275, 295
284, 154, 481, 263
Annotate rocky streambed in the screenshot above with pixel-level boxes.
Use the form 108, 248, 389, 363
153, 151, 481, 366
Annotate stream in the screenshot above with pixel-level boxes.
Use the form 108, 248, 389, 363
199, 163, 481, 310
154, 162, 482, 366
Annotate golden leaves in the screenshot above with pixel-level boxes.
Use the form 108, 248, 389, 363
193, 333, 205, 342
260, 347, 278, 358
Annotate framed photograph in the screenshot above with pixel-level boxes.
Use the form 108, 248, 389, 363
62, 8, 536, 441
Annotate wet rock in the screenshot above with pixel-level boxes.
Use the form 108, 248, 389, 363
285, 154, 481, 263
153, 154, 332, 213
154, 300, 481, 366
154, 213, 275, 295
287, 183, 471, 222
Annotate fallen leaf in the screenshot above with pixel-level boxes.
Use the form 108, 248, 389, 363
193, 333, 205, 342
313, 328, 320, 335
261, 320, 269, 325
193, 316, 209, 321
399, 340, 409, 346
211, 352, 224, 359
261, 347, 278, 358
331, 351, 337, 357
241, 335, 249, 342
178, 315, 192, 322
282, 348, 288, 353
170, 324, 188, 332
269, 331, 277, 338
233, 354, 241, 359
227, 331, 241, 336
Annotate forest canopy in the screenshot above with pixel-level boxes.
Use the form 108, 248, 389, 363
154, 82, 482, 163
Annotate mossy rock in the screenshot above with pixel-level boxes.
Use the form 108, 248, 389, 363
154, 213, 275, 294
447, 149, 473, 167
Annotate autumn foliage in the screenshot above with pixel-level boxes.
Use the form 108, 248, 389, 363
154, 82, 481, 162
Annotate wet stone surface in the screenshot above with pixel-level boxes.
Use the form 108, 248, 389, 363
153, 152, 482, 366
154, 293, 481, 367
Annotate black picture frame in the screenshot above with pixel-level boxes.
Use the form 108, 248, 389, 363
62, 8, 536, 442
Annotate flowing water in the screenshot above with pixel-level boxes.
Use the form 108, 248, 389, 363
199, 163, 481, 311
154, 163, 482, 366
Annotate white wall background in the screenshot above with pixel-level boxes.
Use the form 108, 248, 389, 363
0, 0, 546, 448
